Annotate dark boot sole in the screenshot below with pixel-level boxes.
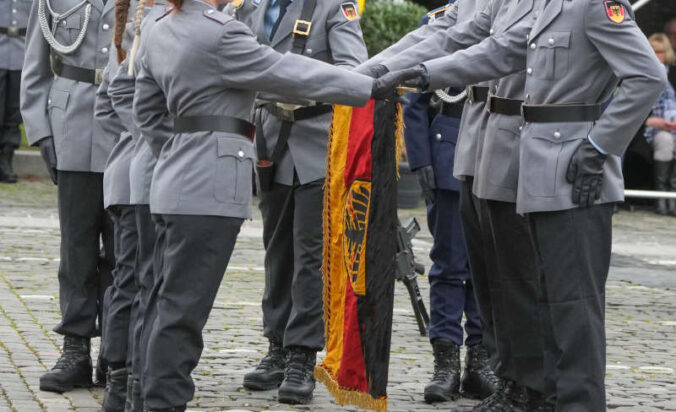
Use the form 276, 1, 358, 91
243, 377, 283, 391
39, 379, 92, 393
424, 388, 460, 403
278, 392, 313, 404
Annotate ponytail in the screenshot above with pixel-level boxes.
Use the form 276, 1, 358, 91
113, 0, 131, 64
127, 0, 148, 75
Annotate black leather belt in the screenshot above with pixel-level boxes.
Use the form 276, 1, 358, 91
466, 86, 489, 103
0, 27, 26, 37
262, 103, 332, 122
52, 57, 103, 85
488, 96, 523, 116
522, 104, 602, 123
439, 102, 464, 118
174, 115, 256, 142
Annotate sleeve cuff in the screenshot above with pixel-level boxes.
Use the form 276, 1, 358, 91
587, 135, 607, 155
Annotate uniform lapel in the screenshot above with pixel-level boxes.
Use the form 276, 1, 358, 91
271, 0, 302, 47
500, 0, 533, 32
254, 0, 270, 44
529, 0, 564, 40
101, 0, 115, 16
87, 0, 105, 13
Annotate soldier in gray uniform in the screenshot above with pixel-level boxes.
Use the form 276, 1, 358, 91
132, 0, 375, 409
376, 0, 666, 410
108, 0, 169, 409
0, 0, 29, 182
20, 0, 116, 393
94, 0, 142, 408
228, 0, 368, 403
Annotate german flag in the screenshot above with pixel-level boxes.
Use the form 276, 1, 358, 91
316, 99, 402, 411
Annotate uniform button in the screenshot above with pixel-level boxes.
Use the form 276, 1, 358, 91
102, 47, 108, 53
548, 38, 555, 45
12, 20, 17, 25
62, 20, 67, 26
237, 150, 244, 157
525, 94, 530, 99
48, 99, 52, 105
12, 8, 17, 13
103, 23, 110, 30
554, 132, 561, 138
530, 43, 536, 50
436, 133, 442, 140
527, 68, 533, 75
490, 28, 494, 35
306, 48, 312, 53
207, 9, 214, 13
519, 126, 523, 131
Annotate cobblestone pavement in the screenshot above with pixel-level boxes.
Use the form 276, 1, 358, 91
0, 181, 674, 412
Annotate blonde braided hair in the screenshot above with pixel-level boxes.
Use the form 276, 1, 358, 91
127, 0, 147, 75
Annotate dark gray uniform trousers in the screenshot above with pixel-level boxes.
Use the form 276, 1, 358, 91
459, 178, 505, 374
55, 171, 114, 338
258, 178, 325, 351
485, 200, 552, 396
527, 204, 612, 412
130, 204, 157, 380
102, 205, 138, 364
143, 214, 242, 409
0, 70, 22, 151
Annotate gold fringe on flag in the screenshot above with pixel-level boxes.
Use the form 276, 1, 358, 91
315, 365, 388, 412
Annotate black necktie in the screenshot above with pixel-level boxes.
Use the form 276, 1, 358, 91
270, 0, 292, 40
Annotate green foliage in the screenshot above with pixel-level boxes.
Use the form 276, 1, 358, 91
360, 0, 428, 57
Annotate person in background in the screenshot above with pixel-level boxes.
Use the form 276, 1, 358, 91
402, 2, 495, 404
665, 17, 676, 89
0, 0, 30, 183
645, 33, 676, 216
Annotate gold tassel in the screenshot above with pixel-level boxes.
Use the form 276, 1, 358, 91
315, 365, 388, 412
394, 102, 404, 179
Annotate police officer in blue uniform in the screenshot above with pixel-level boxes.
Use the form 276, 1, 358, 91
403, 3, 496, 403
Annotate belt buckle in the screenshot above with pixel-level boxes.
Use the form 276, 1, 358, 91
94, 69, 104, 85
293, 20, 312, 37
520, 104, 528, 122
7, 27, 20, 37
486, 93, 495, 113
274, 103, 297, 122
465, 86, 474, 104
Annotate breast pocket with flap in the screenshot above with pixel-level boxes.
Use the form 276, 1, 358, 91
533, 31, 571, 80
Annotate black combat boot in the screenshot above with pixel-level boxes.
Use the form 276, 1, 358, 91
423, 339, 461, 403
102, 366, 128, 412
146, 406, 186, 412
654, 161, 671, 215
526, 388, 555, 412
472, 379, 528, 412
0, 149, 17, 183
462, 343, 499, 399
243, 340, 287, 390
39, 336, 93, 393
278, 346, 316, 404
96, 355, 108, 387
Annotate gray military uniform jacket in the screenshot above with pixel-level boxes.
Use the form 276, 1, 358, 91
421, 0, 666, 213
1, 0, 30, 70
133, 0, 373, 218
232, 0, 368, 185
97, 15, 137, 208
21, 0, 115, 172
109, 1, 167, 206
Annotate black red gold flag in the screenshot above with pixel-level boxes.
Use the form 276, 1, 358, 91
315, 99, 402, 411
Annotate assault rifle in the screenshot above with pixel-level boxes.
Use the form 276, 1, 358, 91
395, 218, 430, 336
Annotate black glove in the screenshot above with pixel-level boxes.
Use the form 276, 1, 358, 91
371, 66, 429, 101
416, 165, 436, 204
38, 136, 58, 185
565, 139, 607, 208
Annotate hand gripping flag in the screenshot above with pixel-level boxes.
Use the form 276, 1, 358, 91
316, 99, 403, 411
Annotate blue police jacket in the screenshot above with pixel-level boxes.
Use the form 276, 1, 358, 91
402, 1, 463, 192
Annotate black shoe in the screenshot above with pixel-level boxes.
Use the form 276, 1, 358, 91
0, 149, 17, 184
95, 356, 108, 388
423, 339, 460, 403
462, 344, 499, 400
102, 367, 128, 412
526, 389, 555, 412
472, 380, 528, 412
278, 346, 316, 404
654, 161, 671, 215
39, 336, 93, 393
146, 407, 186, 412
243, 341, 287, 390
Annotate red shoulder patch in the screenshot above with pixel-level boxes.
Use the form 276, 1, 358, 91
603, 1, 626, 24
341, 2, 359, 21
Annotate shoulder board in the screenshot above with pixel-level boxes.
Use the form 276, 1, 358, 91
426, 4, 452, 21
203, 9, 228, 24
156, 7, 173, 21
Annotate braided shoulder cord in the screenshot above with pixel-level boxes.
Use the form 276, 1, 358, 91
434, 88, 467, 104
38, 0, 92, 55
